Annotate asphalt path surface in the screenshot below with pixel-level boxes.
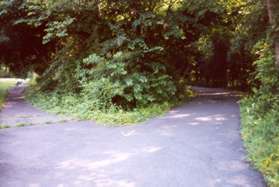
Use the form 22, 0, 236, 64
0, 86, 265, 187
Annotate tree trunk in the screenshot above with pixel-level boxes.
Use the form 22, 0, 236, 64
266, 0, 279, 67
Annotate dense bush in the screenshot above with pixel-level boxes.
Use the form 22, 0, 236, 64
1, 0, 259, 90
23, 0, 221, 114
78, 52, 177, 110
241, 41, 279, 186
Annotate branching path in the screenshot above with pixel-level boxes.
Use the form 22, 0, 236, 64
0, 86, 265, 187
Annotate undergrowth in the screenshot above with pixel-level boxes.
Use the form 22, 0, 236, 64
28, 91, 189, 125
240, 41, 279, 187
28, 50, 193, 125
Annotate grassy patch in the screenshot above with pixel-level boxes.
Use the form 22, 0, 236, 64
240, 97, 279, 187
0, 79, 17, 108
16, 123, 31, 128
0, 124, 10, 129
27, 91, 191, 125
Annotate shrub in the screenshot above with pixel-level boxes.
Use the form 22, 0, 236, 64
241, 41, 279, 186
77, 52, 177, 110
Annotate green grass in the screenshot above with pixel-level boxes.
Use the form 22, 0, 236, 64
29, 93, 172, 125
27, 91, 192, 126
0, 124, 10, 129
240, 97, 279, 187
0, 78, 17, 108
15, 122, 35, 127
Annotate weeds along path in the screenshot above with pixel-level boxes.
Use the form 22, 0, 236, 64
0, 86, 265, 187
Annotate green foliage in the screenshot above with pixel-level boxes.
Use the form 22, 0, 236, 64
253, 42, 279, 89
78, 52, 177, 109
3, 1, 279, 183
1, 0, 261, 86
0, 0, 267, 86
0, 0, 51, 75
43, 16, 75, 44
0, 78, 16, 108
28, 91, 174, 125
241, 41, 279, 187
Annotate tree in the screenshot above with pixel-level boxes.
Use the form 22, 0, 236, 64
266, 0, 279, 67
0, 0, 51, 75
0, 0, 262, 89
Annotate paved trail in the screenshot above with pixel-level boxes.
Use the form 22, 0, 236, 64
0, 86, 69, 127
0, 86, 265, 187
